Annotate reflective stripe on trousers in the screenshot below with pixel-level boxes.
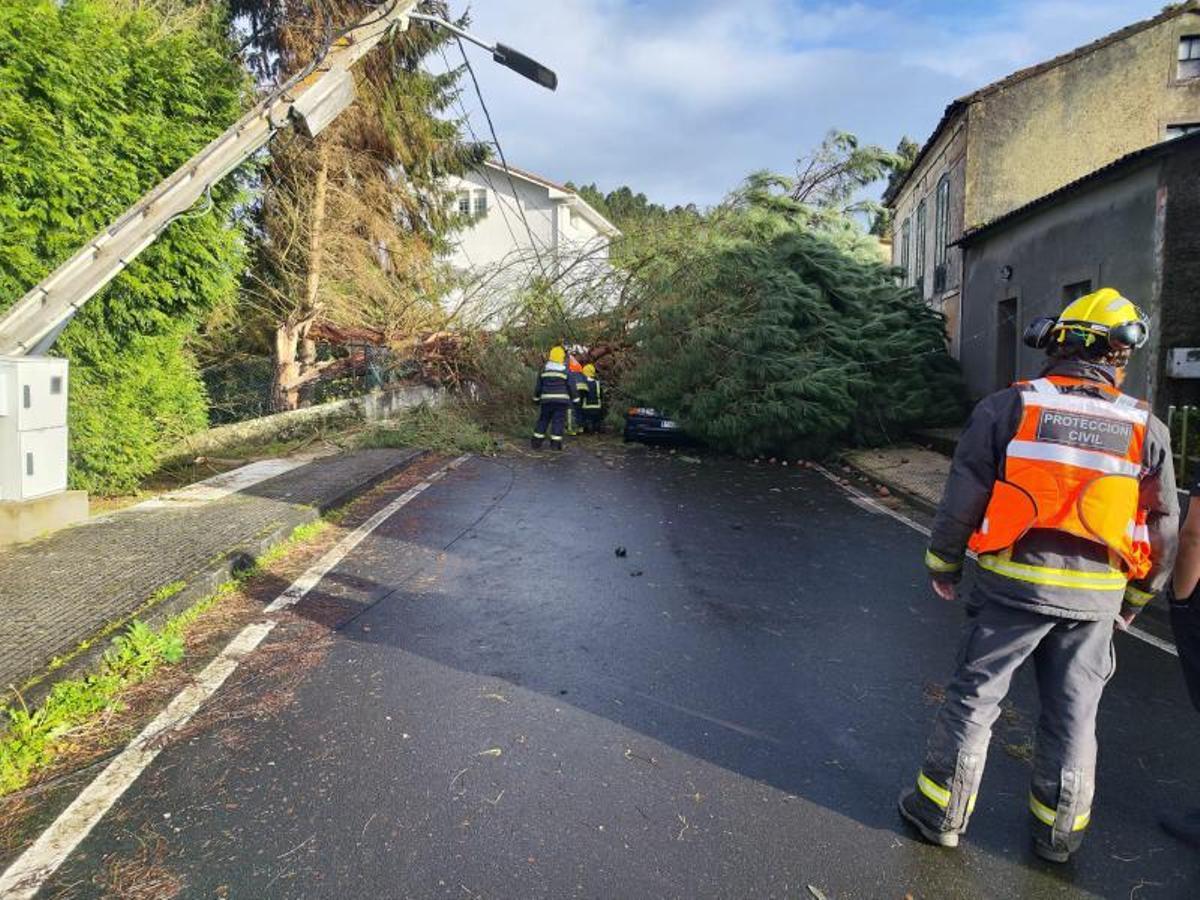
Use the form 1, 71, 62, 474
1030, 793, 1090, 832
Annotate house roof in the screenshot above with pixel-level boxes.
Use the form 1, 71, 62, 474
480, 160, 621, 236
956, 129, 1200, 246
884, 1, 1200, 206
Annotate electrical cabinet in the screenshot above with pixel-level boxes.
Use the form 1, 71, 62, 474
1168, 348, 1200, 379
0, 356, 69, 502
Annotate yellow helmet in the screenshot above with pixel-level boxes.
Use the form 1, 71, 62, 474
1024, 288, 1148, 351
548, 346, 566, 364
583, 363, 596, 377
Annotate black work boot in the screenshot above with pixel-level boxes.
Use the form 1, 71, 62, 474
1161, 808, 1200, 849
898, 789, 959, 848
531, 437, 543, 450
1030, 820, 1084, 864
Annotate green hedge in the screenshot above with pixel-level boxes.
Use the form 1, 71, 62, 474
0, 0, 248, 493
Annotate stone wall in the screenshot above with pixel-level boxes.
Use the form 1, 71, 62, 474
965, 9, 1200, 230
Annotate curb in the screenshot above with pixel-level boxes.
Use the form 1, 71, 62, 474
9, 449, 425, 713
838, 458, 940, 515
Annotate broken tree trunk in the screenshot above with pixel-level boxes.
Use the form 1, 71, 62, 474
272, 143, 330, 412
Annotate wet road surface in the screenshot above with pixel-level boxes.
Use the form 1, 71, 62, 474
33, 449, 1200, 898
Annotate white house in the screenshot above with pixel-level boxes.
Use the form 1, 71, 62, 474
442, 161, 621, 327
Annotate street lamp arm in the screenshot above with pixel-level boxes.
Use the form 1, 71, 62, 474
409, 12, 558, 91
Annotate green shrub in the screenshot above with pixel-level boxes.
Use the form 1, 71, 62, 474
0, 0, 249, 493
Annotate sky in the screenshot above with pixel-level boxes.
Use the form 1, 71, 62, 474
435, 0, 1171, 208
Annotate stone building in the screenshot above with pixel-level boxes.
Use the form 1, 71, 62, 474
956, 130, 1200, 412
885, 1, 1200, 358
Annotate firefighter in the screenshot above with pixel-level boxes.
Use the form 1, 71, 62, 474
899, 288, 1179, 863
581, 363, 604, 433
531, 346, 572, 451
1161, 476, 1200, 847
566, 356, 588, 436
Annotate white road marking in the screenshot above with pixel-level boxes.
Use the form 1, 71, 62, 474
0, 455, 470, 900
1125, 625, 1179, 657
135, 458, 308, 509
813, 463, 1179, 657
811, 464, 931, 537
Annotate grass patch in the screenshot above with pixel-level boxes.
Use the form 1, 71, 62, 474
0, 617, 189, 796
357, 402, 498, 456
0, 514, 332, 798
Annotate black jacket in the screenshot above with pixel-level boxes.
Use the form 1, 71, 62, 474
926, 360, 1179, 622
533, 362, 573, 405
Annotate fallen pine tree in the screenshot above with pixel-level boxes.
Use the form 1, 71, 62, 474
620, 171, 966, 457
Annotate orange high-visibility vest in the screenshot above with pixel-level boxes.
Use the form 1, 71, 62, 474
968, 376, 1152, 580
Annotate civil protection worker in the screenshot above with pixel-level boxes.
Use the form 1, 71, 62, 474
581, 363, 603, 433
531, 346, 572, 451
899, 289, 1179, 863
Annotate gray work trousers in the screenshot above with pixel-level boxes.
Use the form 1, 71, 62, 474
912, 598, 1116, 853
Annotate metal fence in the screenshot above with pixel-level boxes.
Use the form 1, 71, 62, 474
1168, 405, 1200, 485
201, 344, 416, 426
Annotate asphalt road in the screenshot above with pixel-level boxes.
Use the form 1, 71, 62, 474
33, 448, 1200, 898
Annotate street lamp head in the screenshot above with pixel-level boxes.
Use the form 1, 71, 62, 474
492, 43, 558, 91
408, 12, 558, 91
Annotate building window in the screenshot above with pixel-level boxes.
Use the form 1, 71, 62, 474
1166, 122, 1200, 139
899, 218, 912, 285
474, 189, 488, 216
1063, 280, 1092, 304
457, 192, 471, 215
934, 175, 950, 268
914, 198, 927, 294
1180, 35, 1200, 80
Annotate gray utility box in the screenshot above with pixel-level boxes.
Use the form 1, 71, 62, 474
0, 356, 69, 501
1168, 348, 1200, 379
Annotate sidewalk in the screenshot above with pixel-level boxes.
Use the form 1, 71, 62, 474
0, 448, 422, 699
842, 445, 950, 511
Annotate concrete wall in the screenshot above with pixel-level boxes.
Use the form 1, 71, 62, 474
959, 161, 1161, 403
168, 384, 444, 462
1159, 138, 1200, 409
965, 9, 1200, 230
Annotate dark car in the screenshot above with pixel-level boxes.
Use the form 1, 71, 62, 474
623, 407, 689, 444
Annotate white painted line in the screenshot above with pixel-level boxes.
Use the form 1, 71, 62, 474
135, 458, 308, 509
815, 463, 1179, 658
811, 464, 931, 537
0, 620, 275, 900
1126, 624, 1179, 657
265, 455, 470, 613
0, 454, 470, 900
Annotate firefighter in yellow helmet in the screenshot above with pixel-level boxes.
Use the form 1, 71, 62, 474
899, 289, 1179, 862
581, 363, 604, 433
531, 346, 571, 450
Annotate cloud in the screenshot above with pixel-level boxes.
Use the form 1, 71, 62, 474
438, 0, 1168, 207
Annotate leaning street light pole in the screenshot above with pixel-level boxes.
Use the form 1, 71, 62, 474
0, 1, 557, 358
0, 0, 556, 522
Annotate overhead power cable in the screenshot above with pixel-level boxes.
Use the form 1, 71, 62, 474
453, 36, 552, 280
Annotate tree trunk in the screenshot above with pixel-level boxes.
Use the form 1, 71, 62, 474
272, 144, 330, 412
272, 322, 302, 411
